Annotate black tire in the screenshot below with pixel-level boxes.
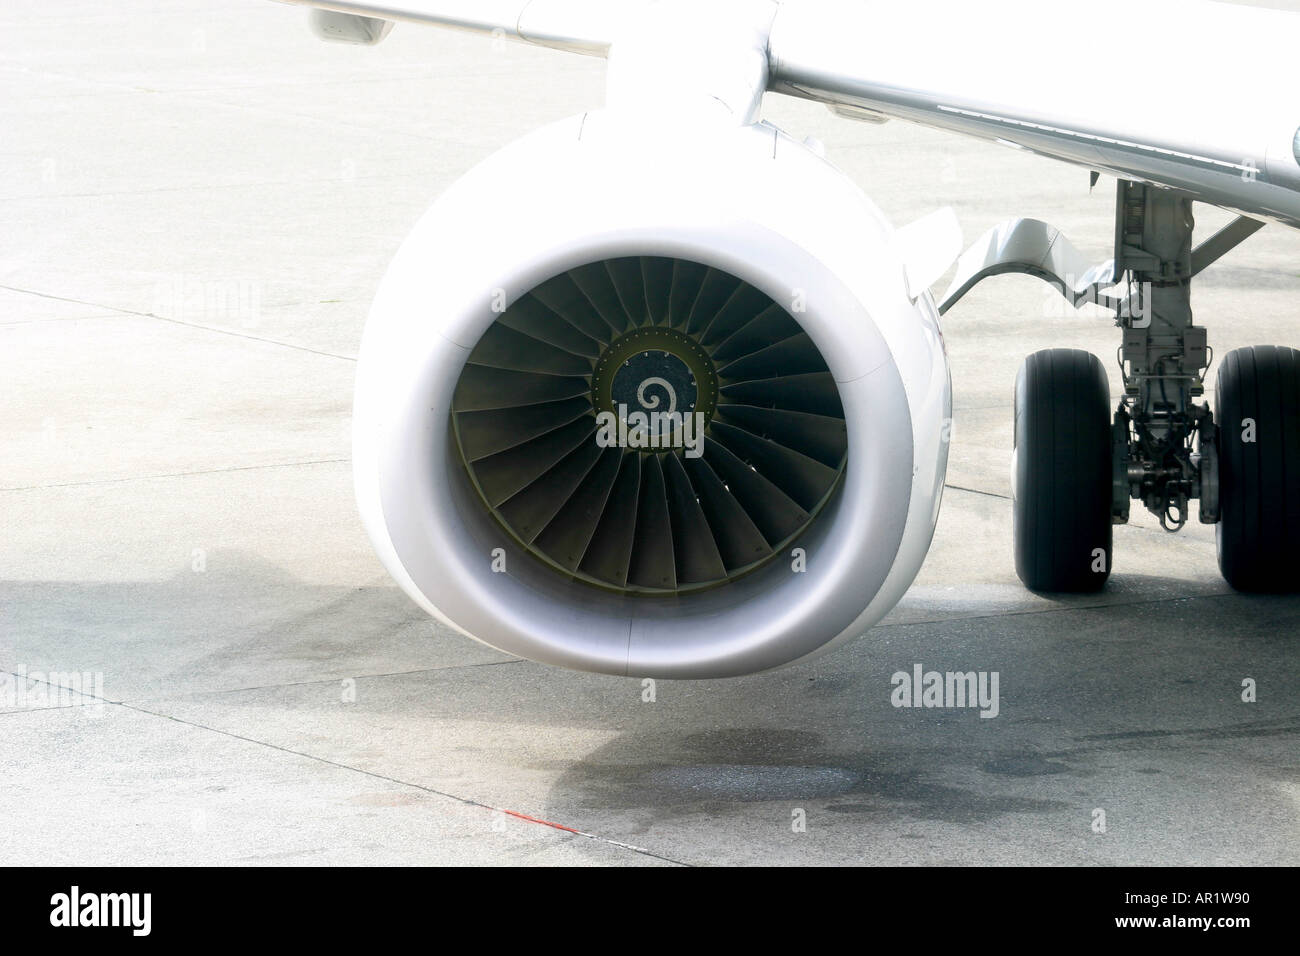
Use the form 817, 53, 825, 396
1013, 348, 1113, 592
1216, 345, 1300, 592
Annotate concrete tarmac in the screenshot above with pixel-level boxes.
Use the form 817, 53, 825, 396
2, 0, 1298, 864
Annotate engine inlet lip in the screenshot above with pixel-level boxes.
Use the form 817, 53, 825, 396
370, 215, 915, 676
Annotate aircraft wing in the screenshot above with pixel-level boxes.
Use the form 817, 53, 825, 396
280, 0, 1300, 226
767, 0, 1300, 226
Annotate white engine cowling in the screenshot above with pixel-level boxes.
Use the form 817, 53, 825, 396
353, 110, 951, 678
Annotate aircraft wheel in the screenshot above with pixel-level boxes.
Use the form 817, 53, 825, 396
1216, 345, 1300, 592
1012, 348, 1113, 592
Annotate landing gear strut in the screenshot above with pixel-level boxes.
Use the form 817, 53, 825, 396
1107, 180, 1214, 533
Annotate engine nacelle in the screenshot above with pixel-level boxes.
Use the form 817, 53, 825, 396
353, 111, 950, 677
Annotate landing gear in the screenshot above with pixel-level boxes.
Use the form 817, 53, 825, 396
1216, 346, 1300, 592
941, 178, 1300, 594
1013, 349, 1113, 592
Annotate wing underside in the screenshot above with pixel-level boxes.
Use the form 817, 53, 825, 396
281, 0, 1300, 226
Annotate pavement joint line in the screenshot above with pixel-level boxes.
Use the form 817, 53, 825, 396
876, 587, 1238, 631
0, 668, 112, 706
993, 721, 1300, 763
122, 658, 529, 705
1072, 720, 1300, 743
0, 668, 105, 719
940, 483, 1230, 541
0, 656, 523, 713
0, 59, 169, 95
0, 702, 102, 718
0, 314, 121, 325
116, 699, 688, 866
943, 483, 1009, 500
0, 284, 358, 362
1, 457, 351, 492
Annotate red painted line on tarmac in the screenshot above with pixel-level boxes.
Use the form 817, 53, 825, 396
502, 809, 581, 834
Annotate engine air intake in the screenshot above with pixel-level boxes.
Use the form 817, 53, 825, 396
450, 256, 848, 595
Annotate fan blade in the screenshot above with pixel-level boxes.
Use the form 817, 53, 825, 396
720, 372, 844, 417
668, 259, 709, 331
703, 438, 811, 545
466, 321, 594, 377
640, 256, 675, 326
716, 332, 828, 382
698, 283, 774, 347
713, 404, 847, 467
662, 452, 728, 584
530, 273, 616, 345
683, 454, 774, 569
579, 452, 642, 587
685, 268, 742, 336
455, 397, 592, 461
452, 365, 590, 412
469, 417, 595, 506
627, 454, 676, 590
497, 294, 602, 358
533, 446, 626, 570
605, 258, 649, 327
496, 437, 605, 543
710, 304, 801, 363
710, 421, 841, 511
566, 262, 632, 336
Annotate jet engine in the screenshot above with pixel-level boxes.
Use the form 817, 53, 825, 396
352, 111, 951, 677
